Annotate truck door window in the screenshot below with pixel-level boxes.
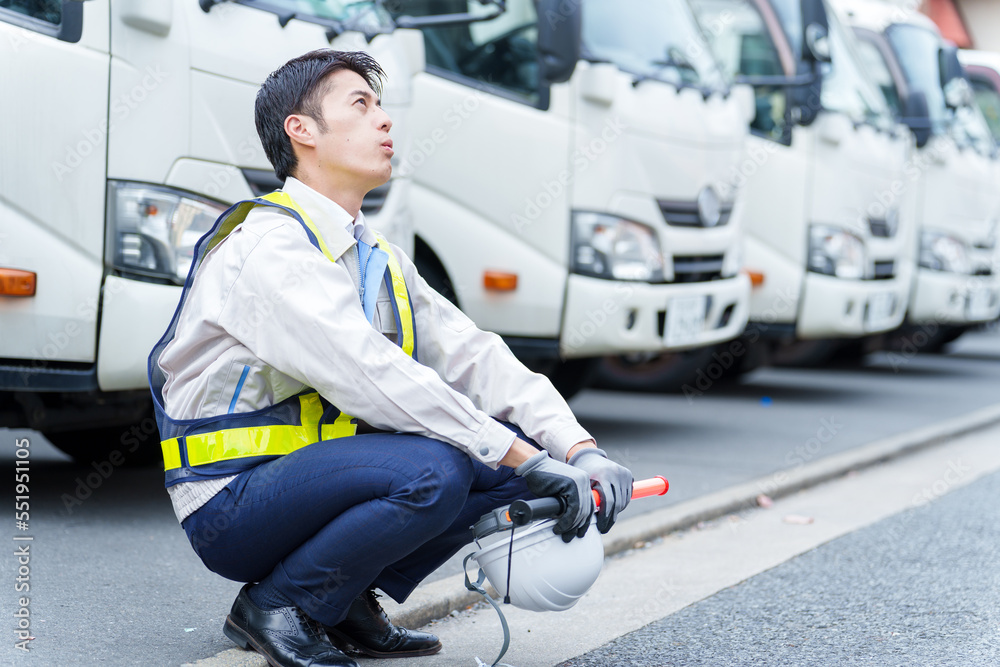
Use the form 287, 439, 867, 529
819, 9, 893, 130
0, 0, 60, 24
0, 0, 82, 42
886, 24, 949, 136
402, 0, 540, 104
952, 97, 997, 156
692, 0, 788, 141
244, 1, 393, 31
852, 36, 901, 118
969, 75, 1000, 143
582, 0, 725, 94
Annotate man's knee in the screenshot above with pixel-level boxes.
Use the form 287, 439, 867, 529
393, 441, 474, 524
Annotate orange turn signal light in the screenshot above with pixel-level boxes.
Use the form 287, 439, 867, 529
744, 269, 765, 287
0, 268, 36, 297
483, 270, 518, 292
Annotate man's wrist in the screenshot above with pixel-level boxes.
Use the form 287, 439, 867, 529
499, 438, 543, 469
565, 439, 597, 462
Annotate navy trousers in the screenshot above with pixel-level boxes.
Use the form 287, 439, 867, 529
182, 431, 533, 626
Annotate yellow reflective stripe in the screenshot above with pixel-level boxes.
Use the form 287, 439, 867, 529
185, 425, 317, 466
321, 411, 358, 439
162, 438, 183, 471
298, 392, 324, 427
261, 191, 337, 262
206, 201, 256, 254
375, 232, 415, 357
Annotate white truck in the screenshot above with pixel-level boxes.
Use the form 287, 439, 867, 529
0, 0, 450, 462
839, 1, 1000, 351
393, 0, 753, 393
689, 0, 915, 370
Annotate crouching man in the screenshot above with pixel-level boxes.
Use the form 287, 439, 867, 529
149, 49, 632, 667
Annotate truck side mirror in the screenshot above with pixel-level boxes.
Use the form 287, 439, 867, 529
536, 0, 581, 84
940, 45, 973, 109
940, 45, 965, 87
901, 90, 932, 148
801, 0, 831, 64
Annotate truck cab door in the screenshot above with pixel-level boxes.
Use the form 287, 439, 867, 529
398, 0, 577, 335
0, 1, 110, 376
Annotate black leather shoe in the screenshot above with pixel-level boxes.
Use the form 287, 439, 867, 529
223, 584, 359, 667
326, 589, 442, 658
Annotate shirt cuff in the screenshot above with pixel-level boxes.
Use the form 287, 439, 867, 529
541, 423, 595, 463
469, 418, 518, 469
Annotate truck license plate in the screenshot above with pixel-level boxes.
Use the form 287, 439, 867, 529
865, 292, 897, 331
967, 287, 994, 321
665, 295, 707, 347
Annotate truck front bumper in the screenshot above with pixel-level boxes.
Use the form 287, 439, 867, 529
796, 273, 910, 339
560, 273, 751, 358
907, 270, 1000, 325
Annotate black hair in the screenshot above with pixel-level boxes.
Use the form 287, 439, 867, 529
255, 49, 386, 181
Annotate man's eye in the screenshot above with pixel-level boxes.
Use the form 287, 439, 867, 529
356, 98, 367, 107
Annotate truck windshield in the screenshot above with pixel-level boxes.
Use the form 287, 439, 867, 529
248, 0, 393, 32
582, 0, 726, 93
821, 5, 894, 129
886, 24, 949, 135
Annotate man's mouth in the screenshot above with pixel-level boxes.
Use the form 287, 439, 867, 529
381, 139, 394, 154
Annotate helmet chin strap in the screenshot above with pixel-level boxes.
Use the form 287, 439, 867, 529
463, 551, 512, 667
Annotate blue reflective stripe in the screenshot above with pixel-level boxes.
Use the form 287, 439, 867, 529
227, 365, 251, 414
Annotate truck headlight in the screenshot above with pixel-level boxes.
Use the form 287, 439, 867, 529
919, 231, 970, 274
107, 181, 228, 284
571, 212, 664, 282
807, 225, 866, 279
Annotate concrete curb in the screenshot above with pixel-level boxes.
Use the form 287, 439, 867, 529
386, 402, 1000, 630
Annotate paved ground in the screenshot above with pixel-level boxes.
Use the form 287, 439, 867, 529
561, 463, 1000, 667
0, 327, 997, 665
341, 422, 1000, 667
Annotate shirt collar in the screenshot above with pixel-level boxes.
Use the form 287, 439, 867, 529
281, 177, 373, 257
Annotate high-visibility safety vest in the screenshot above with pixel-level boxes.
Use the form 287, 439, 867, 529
148, 191, 417, 487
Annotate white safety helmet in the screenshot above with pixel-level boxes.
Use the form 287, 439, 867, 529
469, 513, 604, 612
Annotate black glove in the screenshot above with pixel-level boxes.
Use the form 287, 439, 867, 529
568, 447, 633, 534
515, 451, 594, 542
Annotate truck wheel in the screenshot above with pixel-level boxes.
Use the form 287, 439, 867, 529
593, 347, 721, 393
770, 340, 846, 368
44, 424, 162, 467
544, 358, 599, 401
884, 325, 966, 355
414, 243, 459, 307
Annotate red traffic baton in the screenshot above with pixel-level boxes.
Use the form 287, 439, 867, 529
593, 475, 669, 509
509, 476, 669, 525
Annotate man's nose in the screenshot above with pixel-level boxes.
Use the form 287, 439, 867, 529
377, 107, 392, 132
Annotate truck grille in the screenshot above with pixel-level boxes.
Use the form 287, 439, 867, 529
673, 255, 725, 283
872, 260, 895, 279
658, 199, 733, 228
868, 217, 892, 238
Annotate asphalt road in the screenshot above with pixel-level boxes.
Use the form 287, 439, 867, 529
560, 462, 1000, 667
0, 326, 997, 666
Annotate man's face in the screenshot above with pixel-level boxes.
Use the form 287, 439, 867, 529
306, 69, 394, 191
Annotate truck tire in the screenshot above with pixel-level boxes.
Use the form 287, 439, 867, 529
543, 358, 599, 401
593, 347, 722, 393
769, 340, 846, 368
414, 244, 459, 307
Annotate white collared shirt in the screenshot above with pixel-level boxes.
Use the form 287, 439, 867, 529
158, 178, 593, 520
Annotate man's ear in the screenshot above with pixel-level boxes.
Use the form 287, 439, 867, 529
284, 114, 317, 150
